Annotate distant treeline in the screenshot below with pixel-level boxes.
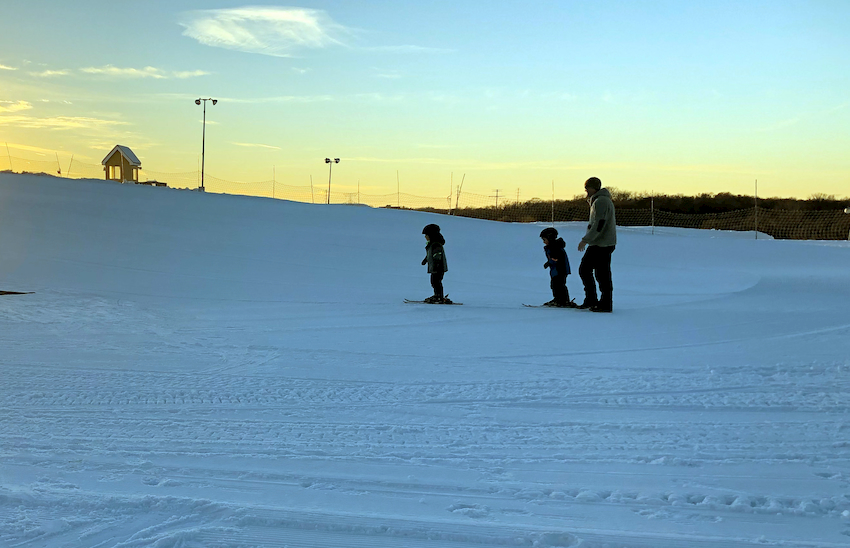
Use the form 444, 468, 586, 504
415, 191, 850, 240
603, 190, 849, 213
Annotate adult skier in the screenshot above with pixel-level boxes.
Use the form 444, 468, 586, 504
577, 177, 617, 312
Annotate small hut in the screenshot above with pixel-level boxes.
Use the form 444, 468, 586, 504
102, 145, 141, 183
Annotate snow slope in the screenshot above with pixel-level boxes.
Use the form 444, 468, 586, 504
1, 172, 849, 547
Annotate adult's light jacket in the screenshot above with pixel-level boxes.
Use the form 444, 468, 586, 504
581, 188, 617, 247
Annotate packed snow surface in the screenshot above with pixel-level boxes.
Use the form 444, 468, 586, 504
1, 172, 849, 547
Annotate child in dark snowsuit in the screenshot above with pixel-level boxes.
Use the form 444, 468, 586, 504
540, 227, 575, 307
421, 224, 451, 303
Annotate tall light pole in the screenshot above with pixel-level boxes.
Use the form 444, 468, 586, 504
325, 157, 339, 204
195, 98, 217, 192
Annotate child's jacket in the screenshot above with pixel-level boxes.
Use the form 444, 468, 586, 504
424, 236, 448, 274
544, 238, 570, 278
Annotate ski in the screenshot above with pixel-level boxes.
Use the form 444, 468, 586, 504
404, 298, 462, 305
0, 291, 34, 296
523, 301, 578, 309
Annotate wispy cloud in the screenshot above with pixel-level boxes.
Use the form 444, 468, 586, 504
0, 114, 128, 131
826, 101, 850, 114
347, 157, 619, 172
756, 101, 850, 133
0, 100, 33, 113
0, 64, 17, 71
365, 45, 453, 54
31, 69, 71, 78
373, 68, 402, 79
173, 69, 211, 79
415, 144, 450, 149
540, 91, 578, 102
81, 65, 209, 79
180, 6, 348, 57
756, 116, 802, 132
210, 94, 335, 104
232, 142, 281, 150
5, 142, 66, 155
179, 6, 448, 58
82, 65, 167, 79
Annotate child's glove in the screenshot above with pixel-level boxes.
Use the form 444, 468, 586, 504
422, 258, 427, 265
544, 262, 550, 269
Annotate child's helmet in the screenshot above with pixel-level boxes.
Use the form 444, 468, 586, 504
539, 227, 558, 241
422, 223, 441, 235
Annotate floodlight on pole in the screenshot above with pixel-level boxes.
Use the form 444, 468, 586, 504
325, 157, 340, 204
195, 98, 217, 192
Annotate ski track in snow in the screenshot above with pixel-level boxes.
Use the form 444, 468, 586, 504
2, 174, 850, 547
3, 330, 850, 547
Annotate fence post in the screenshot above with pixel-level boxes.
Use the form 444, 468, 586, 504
651, 195, 655, 235
754, 179, 758, 240
455, 174, 465, 212
449, 173, 453, 215
551, 180, 555, 227
845, 207, 850, 240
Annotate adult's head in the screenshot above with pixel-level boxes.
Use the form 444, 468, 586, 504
584, 177, 602, 197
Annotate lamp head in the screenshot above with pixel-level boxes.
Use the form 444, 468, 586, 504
212, 99, 217, 105
325, 158, 331, 163
195, 99, 201, 105
334, 158, 340, 163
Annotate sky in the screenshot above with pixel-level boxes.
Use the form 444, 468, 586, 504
1, 0, 848, 200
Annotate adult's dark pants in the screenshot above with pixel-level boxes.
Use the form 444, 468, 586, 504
430, 272, 445, 298
579, 245, 614, 306
550, 274, 569, 304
